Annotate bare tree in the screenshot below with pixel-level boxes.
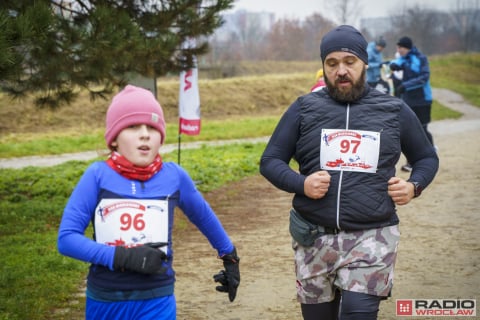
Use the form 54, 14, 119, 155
324, 0, 363, 26
237, 12, 270, 60
204, 3, 479, 67
390, 6, 444, 55
263, 18, 306, 60
449, 0, 480, 52
302, 14, 336, 60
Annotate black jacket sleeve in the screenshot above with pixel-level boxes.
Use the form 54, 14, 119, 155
399, 103, 439, 188
259, 100, 306, 195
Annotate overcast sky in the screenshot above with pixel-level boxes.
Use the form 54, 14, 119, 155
226, 0, 458, 26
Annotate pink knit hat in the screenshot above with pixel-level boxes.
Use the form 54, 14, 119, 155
105, 85, 166, 148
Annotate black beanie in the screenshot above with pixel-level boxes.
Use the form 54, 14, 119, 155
376, 37, 386, 48
320, 25, 368, 64
397, 36, 413, 49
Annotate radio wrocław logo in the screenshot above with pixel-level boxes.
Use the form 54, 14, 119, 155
396, 299, 476, 317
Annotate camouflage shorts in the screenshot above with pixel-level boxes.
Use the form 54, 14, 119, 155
293, 225, 400, 304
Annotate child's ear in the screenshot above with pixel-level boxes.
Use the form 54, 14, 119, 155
111, 140, 118, 148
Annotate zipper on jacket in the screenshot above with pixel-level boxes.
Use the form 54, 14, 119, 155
336, 104, 350, 229
336, 171, 343, 229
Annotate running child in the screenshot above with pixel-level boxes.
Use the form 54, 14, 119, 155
58, 85, 240, 319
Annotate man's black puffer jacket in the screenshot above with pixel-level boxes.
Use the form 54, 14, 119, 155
260, 85, 438, 231
292, 88, 402, 230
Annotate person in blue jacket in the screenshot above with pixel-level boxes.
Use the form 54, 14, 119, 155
57, 85, 240, 320
366, 37, 388, 90
390, 36, 434, 172
260, 25, 438, 320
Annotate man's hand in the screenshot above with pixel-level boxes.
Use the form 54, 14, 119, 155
388, 177, 415, 205
304, 171, 331, 199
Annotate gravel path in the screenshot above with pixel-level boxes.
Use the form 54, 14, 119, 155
0, 137, 270, 169
428, 88, 480, 134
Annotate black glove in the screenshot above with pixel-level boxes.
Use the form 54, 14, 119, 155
389, 63, 402, 71
214, 247, 240, 302
396, 84, 406, 94
114, 243, 167, 274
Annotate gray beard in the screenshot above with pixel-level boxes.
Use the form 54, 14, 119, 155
325, 67, 367, 103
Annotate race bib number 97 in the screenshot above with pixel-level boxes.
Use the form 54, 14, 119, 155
320, 129, 380, 173
94, 199, 168, 248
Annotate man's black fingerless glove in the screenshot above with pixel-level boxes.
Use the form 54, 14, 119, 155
214, 247, 240, 302
114, 244, 167, 274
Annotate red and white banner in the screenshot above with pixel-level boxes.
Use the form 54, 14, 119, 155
178, 62, 201, 136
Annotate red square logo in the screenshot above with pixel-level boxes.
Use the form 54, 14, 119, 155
396, 300, 413, 316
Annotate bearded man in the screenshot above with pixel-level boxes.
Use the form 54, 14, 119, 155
260, 25, 439, 320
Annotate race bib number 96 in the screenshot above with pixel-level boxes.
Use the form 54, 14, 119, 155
94, 199, 168, 248
320, 129, 380, 173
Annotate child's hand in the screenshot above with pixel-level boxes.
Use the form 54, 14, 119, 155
214, 247, 240, 302
113, 245, 167, 274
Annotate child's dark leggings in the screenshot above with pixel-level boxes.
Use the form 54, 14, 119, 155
301, 290, 382, 320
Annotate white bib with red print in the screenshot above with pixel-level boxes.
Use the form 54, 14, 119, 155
320, 129, 380, 173
94, 199, 168, 251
